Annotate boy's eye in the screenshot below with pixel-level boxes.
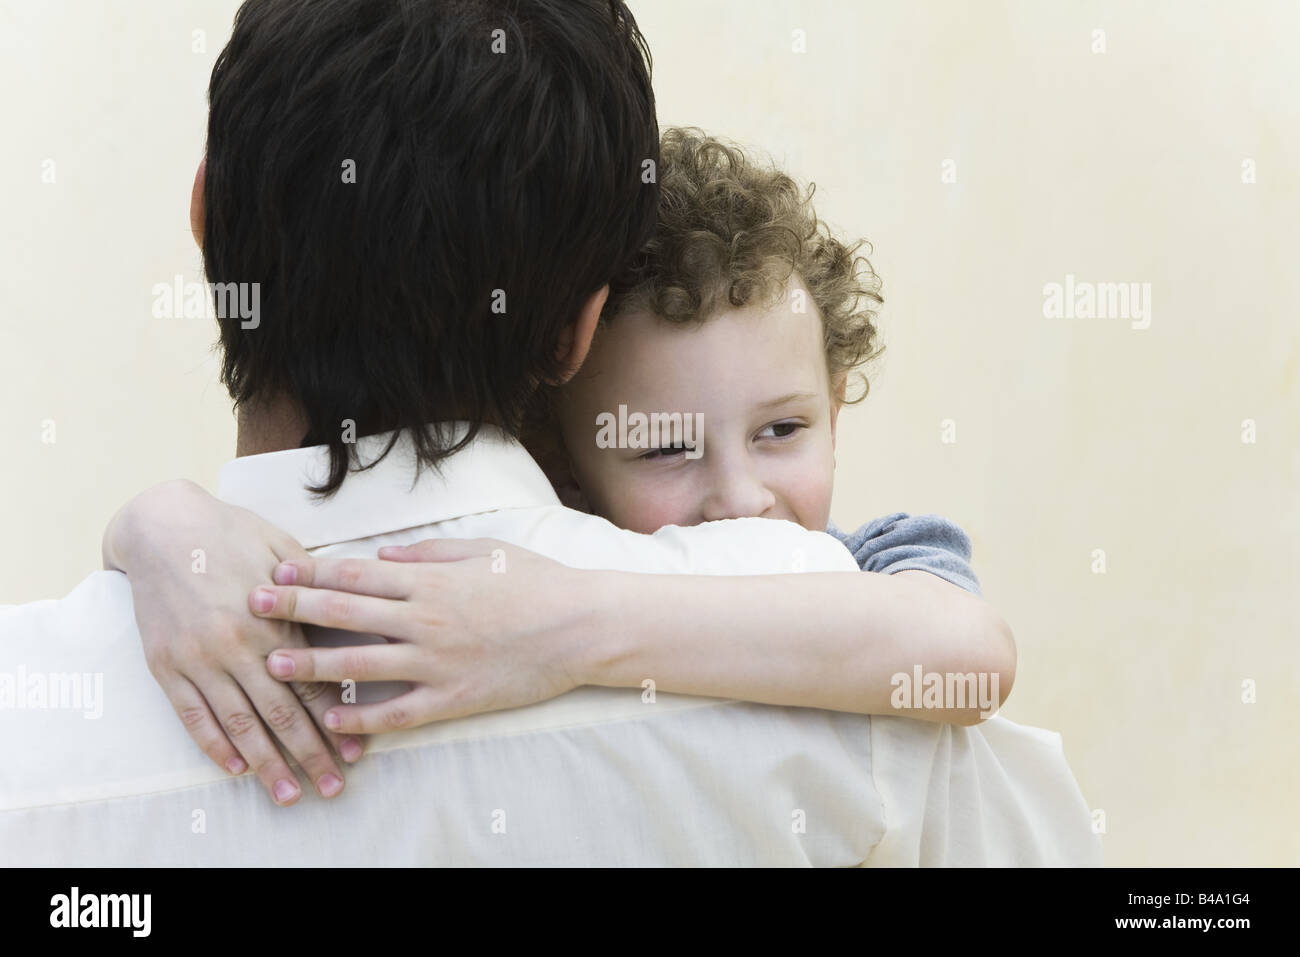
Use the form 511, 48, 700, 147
640, 445, 693, 461
758, 421, 806, 440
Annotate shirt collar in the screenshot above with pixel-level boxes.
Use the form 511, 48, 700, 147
216, 422, 560, 549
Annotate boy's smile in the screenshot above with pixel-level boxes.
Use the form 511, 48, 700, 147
557, 275, 842, 534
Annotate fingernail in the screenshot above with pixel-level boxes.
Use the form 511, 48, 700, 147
340, 737, 363, 762
251, 587, 274, 613
274, 562, 298, 585
325, 711, 341, 730
274, 779, 300, 804
267, 652, 294, 678
317, 774, 343, 798
226, 757, 246, 775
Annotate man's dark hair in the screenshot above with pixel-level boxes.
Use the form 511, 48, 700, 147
202, 0, 658, 494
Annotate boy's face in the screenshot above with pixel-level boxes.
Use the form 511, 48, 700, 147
557, 275, 841, 534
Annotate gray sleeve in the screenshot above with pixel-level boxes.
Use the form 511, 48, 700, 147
825, 512, 983, 597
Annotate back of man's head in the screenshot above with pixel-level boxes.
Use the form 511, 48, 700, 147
202, 0, 658, 493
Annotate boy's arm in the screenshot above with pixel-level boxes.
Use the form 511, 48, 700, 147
553, 512, 1013, 724
574, 565, 1014, 725
102, 479, 364, 804
252, 538, 1016, 729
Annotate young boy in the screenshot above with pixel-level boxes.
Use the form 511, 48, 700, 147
534, 127, 981, 595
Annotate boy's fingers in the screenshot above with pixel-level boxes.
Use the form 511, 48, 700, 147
277, 621, 366, 763
229, 661, 348, 799
290, 679, 366, 763
161, 673, 248, 777
202, 675, 305, 806
377, 538, 502, 563
318, 686, 442, 734
266, 643, 424, 685
271, 557, 412, 599
249, 585, 410, 638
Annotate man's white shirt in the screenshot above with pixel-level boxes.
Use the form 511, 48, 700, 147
0, 425, 1101, 865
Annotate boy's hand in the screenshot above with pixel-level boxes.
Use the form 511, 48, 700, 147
250, 539, 591, 731
103, 479, 366, 804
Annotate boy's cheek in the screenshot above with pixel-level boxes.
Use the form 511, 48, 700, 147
782, 450, 836, 532
605, 477, 695, 534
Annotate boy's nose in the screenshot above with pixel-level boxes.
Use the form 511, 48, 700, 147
700, 469, 777, 522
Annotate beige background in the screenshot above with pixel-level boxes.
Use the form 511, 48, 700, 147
2, 0, 1296, 866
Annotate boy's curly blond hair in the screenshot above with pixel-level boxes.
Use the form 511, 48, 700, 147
602, 126, 885, 402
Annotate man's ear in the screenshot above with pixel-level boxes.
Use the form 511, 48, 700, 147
189, 157, 206, 251
551, 285, 609, 384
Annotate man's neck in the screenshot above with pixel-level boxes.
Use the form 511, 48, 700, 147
235, 395, 310, 457
234, 394, 500, 458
